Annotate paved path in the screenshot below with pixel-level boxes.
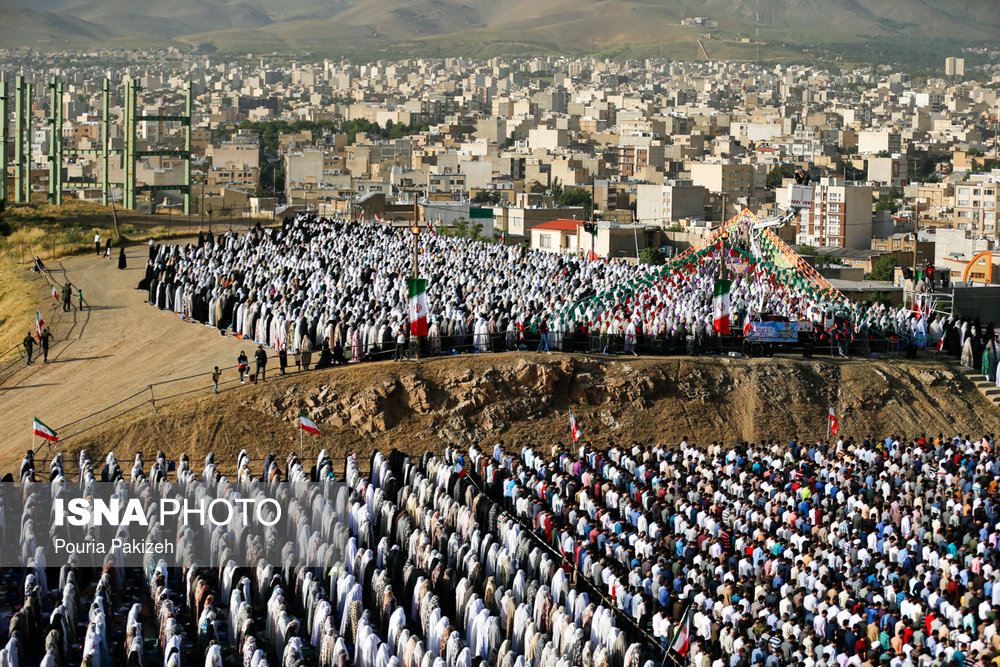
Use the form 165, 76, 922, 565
0, 243, 254, 468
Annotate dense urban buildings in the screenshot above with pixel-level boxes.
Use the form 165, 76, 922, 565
2, 48, 1000, 281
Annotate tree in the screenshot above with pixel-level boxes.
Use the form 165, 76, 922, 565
865, 255, 897, 281
554, 187, 593, 218
875, 188, 901, 213
798, 244, 816, 256
549, 177, 563, 198
639, 247, 666, 266
472, 190, 502, 205
766, 165, 794, 189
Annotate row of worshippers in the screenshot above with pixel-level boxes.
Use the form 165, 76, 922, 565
135, 214, 633, 360
6, 441, 657, 667
468, 432, 1000, 667
951, 320, 1000, 385
9, 451, 119, 667
135, 214, 964, 363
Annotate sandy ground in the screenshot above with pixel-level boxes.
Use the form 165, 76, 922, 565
0, 242, 253, 467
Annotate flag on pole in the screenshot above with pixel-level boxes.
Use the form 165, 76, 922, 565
569, 409, 583, 442
51, 286, 58, 300
712, 279, 731, 334
426, 220, 438, 236
407, 277, 429, 336
669, 605, 692, 656
743, 315, 753, 337
299, 412, 321, 435
35, 310, 45, 340
358, 210, 365, 223
936, 336, 944, 351
32, 417, 58, 442
828, 407, 838, 436
499, 231, 505, 244
374, 213, 384, 223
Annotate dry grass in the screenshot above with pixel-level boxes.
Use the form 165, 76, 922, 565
0, 258, 40, 359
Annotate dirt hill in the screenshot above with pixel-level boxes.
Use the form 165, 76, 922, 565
56, 352, 1000, 476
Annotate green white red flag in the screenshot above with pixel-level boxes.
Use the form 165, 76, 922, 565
712, 279, 731, 334
570, 409, 583, 442
669, 605, 692, 656
32, 417, 58, 442
299, 412, 321, 435
35, 310, 44, 340
407, 277, 429, 336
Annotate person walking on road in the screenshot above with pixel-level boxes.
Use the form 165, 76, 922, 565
61, 283, 72, 312
94, 231, 102, 256
211, 366, 221, 394
118, 246, 127, 270
77, 287, 85, 311
38, 327, 54, 363
104, 238, 112, 259
254, 344, 267, 383
22, 332, 35, 365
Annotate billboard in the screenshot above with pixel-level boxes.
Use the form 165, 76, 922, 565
746, 321, 799, 343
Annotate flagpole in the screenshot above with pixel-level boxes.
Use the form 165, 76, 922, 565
300, 424, 303, 460
826, 406, 830, 441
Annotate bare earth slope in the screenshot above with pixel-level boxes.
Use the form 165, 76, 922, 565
61, 353, 1000, 474
1, 242, 997, 476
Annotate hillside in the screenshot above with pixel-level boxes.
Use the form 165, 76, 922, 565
46, 353, 1000, 476
0, 0, 995, 62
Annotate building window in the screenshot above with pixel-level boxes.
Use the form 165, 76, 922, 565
540, 234, 551, 248
958, 200, 969, 207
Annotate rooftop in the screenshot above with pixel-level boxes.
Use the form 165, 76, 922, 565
534, 219, 582, 231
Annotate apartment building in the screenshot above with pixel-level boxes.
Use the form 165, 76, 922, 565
955, 180, 999, 236
635, 181, 706, 226
791, 177, 873, 249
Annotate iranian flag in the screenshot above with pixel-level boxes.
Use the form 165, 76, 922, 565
743, 314, 753, 337
828, 407, 838, 436
427, 220, 438, 236
712, 279, 731, 334
669, 605, 692, 656
32, 417, 58, 443
35, 310, 45, 340
299, 412, 321, 435
569, 409, 583, 442
499, 231, 505, 244
407, 277, 429, 336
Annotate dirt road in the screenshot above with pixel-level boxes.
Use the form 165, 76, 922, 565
0, 242, 254, 467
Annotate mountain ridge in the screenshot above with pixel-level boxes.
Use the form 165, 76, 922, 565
0, 0, 995, 63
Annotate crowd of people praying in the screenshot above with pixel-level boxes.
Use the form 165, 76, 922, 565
3, 428, 1000, 667
134, 213, 956, 362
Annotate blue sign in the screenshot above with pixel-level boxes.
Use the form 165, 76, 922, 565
746, 321, 798, 343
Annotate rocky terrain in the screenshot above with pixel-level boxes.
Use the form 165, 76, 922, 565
56, 352, 1000, 475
